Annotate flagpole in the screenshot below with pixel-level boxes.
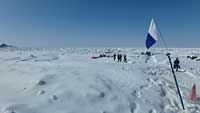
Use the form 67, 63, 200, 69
153, 18, 185, 110
166, 53, 185, 110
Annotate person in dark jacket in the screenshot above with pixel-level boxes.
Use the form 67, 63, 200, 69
174, 58, 181, 72
113, 54, 116, 61
123, 54, 127, 63
119, 54, 122, 62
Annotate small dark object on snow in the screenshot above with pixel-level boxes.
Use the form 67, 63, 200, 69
52, 95, 58, 100
30, 54, 36, 58
99, 54, 106, 57
141, 52, 145, 55
191, 56, 198, 60
146, 51, 151, 56
196, 59, 200, 61
187, 56, 198, 60
190, 68, 195, 70
99, 92, 105, 98
37, 80, 46, 85
38, 90, 45, 95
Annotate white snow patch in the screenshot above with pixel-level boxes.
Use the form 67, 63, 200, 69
0, 48, 200, 113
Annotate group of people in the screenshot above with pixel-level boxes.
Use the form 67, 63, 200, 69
113, 54, 127, 63
112, 51, 181, 71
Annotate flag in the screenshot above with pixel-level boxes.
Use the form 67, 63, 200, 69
146, 18, 161, 49
188, 84, 196, 102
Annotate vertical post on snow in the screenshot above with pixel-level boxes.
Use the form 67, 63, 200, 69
166, 53, 185, 110
155, 18, 185, 110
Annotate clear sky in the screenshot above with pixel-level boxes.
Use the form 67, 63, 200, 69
0, 0, 199, 48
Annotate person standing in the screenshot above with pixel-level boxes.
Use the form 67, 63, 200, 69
113, 54, 116, 61
119, 54, 122, 62
123, 54, 127, 63
174, 58, 181, 72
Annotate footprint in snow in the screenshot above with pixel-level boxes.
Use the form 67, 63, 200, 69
52, 95, 58, 101
47, 95, 59, 103
160, 87, 167, 97
131, 90, 141, 98
148, 109, 157, 113
172, 99, 181, 110
146, 78, 157, 85
129, 102, 138, 113
139, 84, 150, 90
37, 90, 45, 95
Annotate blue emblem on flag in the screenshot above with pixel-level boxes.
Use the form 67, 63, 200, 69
146, 18, 161, 49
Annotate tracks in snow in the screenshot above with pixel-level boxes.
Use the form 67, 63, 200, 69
139, 55, 200, 113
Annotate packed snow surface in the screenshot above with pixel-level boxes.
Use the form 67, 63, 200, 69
0, 48, 200, 113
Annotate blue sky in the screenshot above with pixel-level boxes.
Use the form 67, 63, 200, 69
0, 0, 199, 48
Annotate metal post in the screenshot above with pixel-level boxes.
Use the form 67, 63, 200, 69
166, 53, 185, 110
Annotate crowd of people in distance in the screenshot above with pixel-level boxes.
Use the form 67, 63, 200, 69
94, 51, 181, 71
113, 54, 127, 63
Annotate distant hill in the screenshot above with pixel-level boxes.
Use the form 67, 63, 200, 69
0, 43, 14, 48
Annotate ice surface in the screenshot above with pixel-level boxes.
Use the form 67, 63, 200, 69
0, 48, 200, 113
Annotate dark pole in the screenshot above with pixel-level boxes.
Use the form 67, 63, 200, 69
166, 53, 185, 110
149, 18, 185, 110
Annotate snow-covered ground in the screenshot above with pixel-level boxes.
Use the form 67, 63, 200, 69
0, 48, 200, 113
